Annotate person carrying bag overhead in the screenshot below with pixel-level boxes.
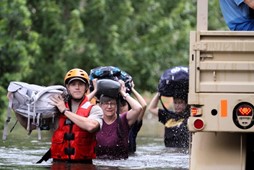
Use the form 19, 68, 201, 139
90, 78, 142, 159
148, 66, 190, 148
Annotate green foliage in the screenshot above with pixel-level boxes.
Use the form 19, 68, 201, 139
0, 0, 36, 84
0, 0, 39, 114
0, 0, 225, 121
208, 0, 228, 30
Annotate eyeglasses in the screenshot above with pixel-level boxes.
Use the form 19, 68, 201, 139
101, 102, 117, 107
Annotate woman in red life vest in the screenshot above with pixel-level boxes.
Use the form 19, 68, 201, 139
39, 68, 103, 164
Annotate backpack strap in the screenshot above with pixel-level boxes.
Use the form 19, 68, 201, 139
26, 103, 32, 131
10, 120, 18, 133
31, 91, 37, 129
2, 93, 14, 140
159, 95, 171, 114
32, 85, 66, 103
37, 112, 42, 140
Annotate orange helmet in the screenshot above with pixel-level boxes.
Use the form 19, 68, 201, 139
64, 68, 89, 85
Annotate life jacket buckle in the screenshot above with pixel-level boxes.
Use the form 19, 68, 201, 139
64, 133, 75, 140
64, 147, 75, 155
64, 119, 73, 125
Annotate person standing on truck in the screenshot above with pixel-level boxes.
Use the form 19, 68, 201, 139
37, 68, 103, 164
220, 0, 254, 30
148, 66, 190, 148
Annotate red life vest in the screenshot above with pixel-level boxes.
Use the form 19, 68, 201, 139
50, 97, 97, 160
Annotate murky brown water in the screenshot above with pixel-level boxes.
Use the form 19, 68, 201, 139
0, 115, 189, 170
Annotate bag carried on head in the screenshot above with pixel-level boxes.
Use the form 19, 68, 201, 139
158, 66, 189, 98
96, 79, 121, 98
89, 66, 132, 98
157, 66, 189, 113
2, 81, 67, 140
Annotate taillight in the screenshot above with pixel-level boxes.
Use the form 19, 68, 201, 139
193, 118, 205, 130
191, 106, 202, 116
233, 102, 254, 129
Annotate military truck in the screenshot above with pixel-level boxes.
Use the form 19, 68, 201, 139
187, 0, 254, 170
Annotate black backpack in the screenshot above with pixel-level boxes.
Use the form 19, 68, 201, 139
89, 66, 132, 98
158, 66, 189, 98
157, 66, 189, 113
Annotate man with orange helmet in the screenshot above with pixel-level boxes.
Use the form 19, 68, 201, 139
38, 68, 103, 164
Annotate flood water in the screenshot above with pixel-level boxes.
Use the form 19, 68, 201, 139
0, 117, 189, 170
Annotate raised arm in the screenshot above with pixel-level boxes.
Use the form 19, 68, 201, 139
119, 80, 142, 126
131, 82, 147, 122
148, 92, 160, 116
87, 78, 98, 102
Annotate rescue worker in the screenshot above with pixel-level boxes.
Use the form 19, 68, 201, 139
37, 68, 103, 164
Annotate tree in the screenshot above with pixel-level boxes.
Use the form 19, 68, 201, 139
0, 0, 40, 116
0, 0, 225, 122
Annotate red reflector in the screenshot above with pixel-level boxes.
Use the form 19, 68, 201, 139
193, 118, 204, 130
191, 108, 198, 116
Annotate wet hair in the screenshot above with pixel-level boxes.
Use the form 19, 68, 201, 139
173, 93, 188, 102
99, 95, 116, 104
119, 96, 131, 110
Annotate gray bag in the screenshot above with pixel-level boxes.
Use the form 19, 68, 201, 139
2, 81, 67, 140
